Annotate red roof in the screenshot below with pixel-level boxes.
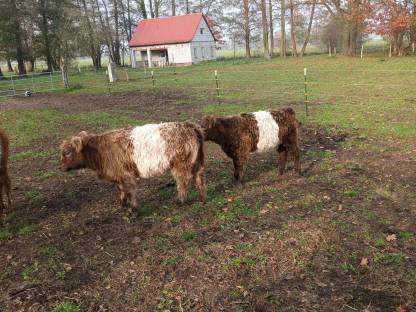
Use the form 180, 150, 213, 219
129, 13, 213, 47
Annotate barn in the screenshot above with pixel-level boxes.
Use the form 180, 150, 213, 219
129, 13, 217, 67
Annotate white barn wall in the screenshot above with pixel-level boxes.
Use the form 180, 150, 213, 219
167, 43, 192, 64
191, 18, 216, 64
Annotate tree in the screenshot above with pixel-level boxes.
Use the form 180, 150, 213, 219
289, 0, 297, 56
8, 0, 26, 74
268, 0, 273, 56
260, 0, 270, 57
280, 0, 287, 57
323, 0, 373, 55
373, 0, 413, 56
300, 0, 316, 56
172, 0, 176, 15
243, 0, 251, 57
137, 0, 148, 18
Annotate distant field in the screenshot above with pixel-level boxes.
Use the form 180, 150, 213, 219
1, 54, 416, 311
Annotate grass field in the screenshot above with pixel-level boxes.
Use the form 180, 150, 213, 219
1, 54, 416, 311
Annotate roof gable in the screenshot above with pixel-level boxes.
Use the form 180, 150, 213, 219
129, 13, 215, 47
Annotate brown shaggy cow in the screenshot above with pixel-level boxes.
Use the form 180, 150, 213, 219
201, 108, 300, 183
0, 128, 11, 223
60, 122, 205, 209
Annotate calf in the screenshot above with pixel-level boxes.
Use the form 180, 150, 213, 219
0, 129, 11, 223
201, 108, 300, 182
59, 122, 205, 208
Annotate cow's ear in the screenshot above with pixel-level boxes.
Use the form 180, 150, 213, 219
78, 131, 89, 138
71, 136, 83, 153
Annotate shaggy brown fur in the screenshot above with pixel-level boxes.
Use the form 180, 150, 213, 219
0, 129, 11, 223
201, 107, 300, 182
60, 123, 205, 209
160, 122, 206, 203
270, 108, 301, 175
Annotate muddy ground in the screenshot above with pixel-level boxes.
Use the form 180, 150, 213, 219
0, 91, 415, 312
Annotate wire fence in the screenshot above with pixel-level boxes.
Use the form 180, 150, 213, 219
0, 71, 62, 97
1, 65, 416, 117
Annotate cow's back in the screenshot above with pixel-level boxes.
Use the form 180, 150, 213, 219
130, 124, 171, 178
129, 122, 201, 178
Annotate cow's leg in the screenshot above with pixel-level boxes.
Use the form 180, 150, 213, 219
291, 143, 301, 176
118, 175, 138, 209
278, 144, 288, 175
172, 165, 193, 204
194, 162, 206, 203
233, 156, 248, 184
0, 182, 4, 225
5, 176, 11, 209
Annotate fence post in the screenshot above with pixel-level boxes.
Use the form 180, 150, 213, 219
61, 69, 69, 88
389, 44, 392, 58
125, 69, 129, 82
151, 70, 155, 88
304, 67, 309, 116
49, 72, 54, 90
360, 44, 364, 59
31, 73, 35, 92
106, 71, 111, 94
214, 70, 220, 105
11, 75, 16, 96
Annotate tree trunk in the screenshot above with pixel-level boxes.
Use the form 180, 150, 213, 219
0, 66, 3, 78
39, 0, 54, 71
7, 59, 13, 72
185, 0, 189, 14
127, 0, 132, 39
343, 23, 357, 56
289, 0, 297, 57
269, 0, 274, 57
100, 0, 116, 62
154, 0, 160, 17
11, 0, 26, 75
81, 0, 100, 69
280, 0, 286, 58
300, 0, 315, 57
171, 0, 175, 15
149, 0, 154, 18
138, 0, 147, 18
243, 0, 251, 58
113, 0, 121, 65
27, 59, 35, 72
260, 0, 270, 58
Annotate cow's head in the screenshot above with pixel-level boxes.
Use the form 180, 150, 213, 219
59, 131, 90, 171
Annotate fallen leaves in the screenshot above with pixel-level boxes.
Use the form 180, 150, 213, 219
360, 257, 368, 266
395, 306, 406, 312
386, 234, 397, 242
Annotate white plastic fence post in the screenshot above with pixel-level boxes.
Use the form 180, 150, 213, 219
360, 44, 364, 59
108, 62, 118, 82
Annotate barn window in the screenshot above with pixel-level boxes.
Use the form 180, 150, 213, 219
200, 28, 204, 34
201, 47, 205, 58
210, 46, 214, 57
194, 47, 198, 58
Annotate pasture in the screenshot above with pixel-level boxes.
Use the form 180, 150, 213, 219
1, 55, 416, 311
